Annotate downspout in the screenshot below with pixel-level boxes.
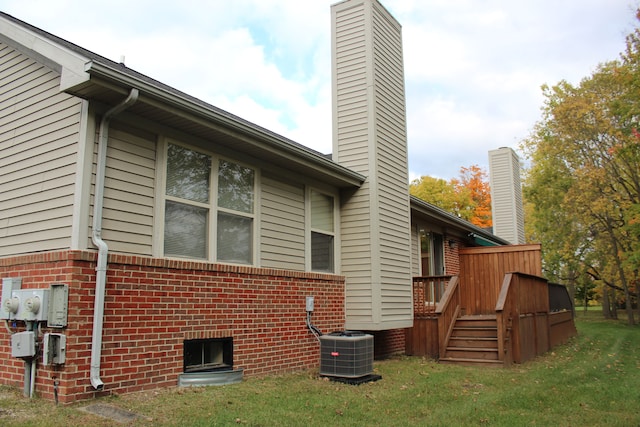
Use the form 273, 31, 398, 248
90, 88, 139, 390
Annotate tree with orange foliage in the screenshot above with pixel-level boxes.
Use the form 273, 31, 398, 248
410, 165, 492, 228
453, 165, 492, 228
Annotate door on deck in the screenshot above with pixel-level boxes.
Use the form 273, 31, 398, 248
420, 229, 445, 276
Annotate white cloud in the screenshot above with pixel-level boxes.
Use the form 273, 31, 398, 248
2, 0, 635, 180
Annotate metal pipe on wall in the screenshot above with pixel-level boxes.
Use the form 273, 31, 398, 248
90, 88, 139, 391
23, 321, 33, 398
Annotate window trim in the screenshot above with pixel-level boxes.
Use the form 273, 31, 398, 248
155, 137, 259, 265
306, 187, 339, 273
418, 226, 445, 276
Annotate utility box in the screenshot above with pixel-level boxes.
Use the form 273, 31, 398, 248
1, 278, 22, 320
43, 333, 66, 365
319, 331, 373, 378
11, 289, 49, 322
11, 331, 35, 358
47, 284, 69, 328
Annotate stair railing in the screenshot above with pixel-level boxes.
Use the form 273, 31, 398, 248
495, 272, 551, 364
435, 275, 460, 360
495, 273, 516, 365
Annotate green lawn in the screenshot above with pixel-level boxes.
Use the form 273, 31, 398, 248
1, 311, 638, 426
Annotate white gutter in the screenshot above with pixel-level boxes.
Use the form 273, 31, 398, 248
90, 88, 139, 390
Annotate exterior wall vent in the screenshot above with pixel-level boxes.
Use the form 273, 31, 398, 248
319, 331, 373, 378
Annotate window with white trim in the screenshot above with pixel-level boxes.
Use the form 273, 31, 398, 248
163, 143, 255, 264
310, 189, 335, 272
216, 159, 254, 264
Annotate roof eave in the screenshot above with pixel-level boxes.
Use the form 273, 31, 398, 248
410, 196, 508, 246
80, 61, 365, 188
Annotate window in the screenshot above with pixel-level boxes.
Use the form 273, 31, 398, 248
310, 190, 335, 272
164, 144, 210, 259
164, 143, 255, 263
217, 160, 254, 264
419, 228, 444, 276
183, 338, 233, 372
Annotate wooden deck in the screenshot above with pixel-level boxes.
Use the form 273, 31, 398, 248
405, 245, 577, 365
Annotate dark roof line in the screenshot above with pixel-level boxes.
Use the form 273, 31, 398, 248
410, 195, 509, 246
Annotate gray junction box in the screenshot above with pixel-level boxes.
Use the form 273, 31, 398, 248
11, 331, 35, 358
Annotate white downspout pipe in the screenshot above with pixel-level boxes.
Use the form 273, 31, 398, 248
90, 88, 139, 390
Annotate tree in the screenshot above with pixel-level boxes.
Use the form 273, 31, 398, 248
410, 175, 471, 220
522, 13, 640, 324
453, 165, 492, 228
410, 165, 492, 227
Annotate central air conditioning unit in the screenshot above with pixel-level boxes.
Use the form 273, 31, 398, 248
319, 331, 373, 378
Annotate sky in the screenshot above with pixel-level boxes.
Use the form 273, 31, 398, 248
1, 0, 637, 181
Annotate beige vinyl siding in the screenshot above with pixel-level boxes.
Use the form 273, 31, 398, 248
260, 175, 305, 270
0, 42, 81, 256
370, 1, 411, 324
333, 0, 412, 329
333, 1, 368, 169
333, 1, 373, 322
333, 1, 375, 325
95, 125, 156, 255
489, 148, 525, 244
334, 0, 374, 323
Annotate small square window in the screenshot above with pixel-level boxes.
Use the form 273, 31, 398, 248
311, 231, 334, 272
164, 200, 208, 259
217, 212, 253, 264
166, 144, 210, 203
218, 160, 254, 213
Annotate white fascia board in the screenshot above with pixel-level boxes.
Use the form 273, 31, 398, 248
0, 15, 90, 91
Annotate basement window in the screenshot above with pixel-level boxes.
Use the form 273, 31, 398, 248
183, 338, 233, 373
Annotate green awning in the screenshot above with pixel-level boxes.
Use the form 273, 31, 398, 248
469, 233, 500, 246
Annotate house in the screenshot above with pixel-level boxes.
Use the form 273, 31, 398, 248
0, 0, 575, 404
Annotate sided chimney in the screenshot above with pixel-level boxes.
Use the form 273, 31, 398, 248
331, 0, 412, 330
488, 147, 525, 244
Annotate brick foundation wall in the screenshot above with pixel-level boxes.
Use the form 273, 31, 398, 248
0, 250, 345, 403
370, 329, 406, 359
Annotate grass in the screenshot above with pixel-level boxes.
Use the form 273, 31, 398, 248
1, 311, 638, 426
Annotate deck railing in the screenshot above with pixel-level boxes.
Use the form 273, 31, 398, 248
435, 275, 460, 359
495, 272, 550, 364
495, 274, 516, 365
412, 276, 452, 317
548, 282, 574, 313
408, 268, 577, 363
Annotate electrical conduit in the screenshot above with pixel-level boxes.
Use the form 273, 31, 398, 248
90, 88, 139, 390
23, 321, 33, 398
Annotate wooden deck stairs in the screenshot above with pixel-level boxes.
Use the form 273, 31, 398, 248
407, 248, 578, 365
439, 315, 503, 367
